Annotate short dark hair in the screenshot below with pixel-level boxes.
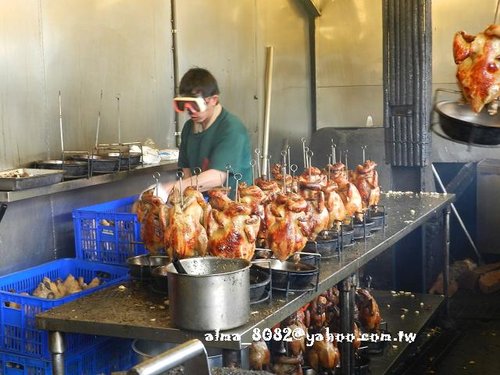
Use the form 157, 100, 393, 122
179, 68, 220, 97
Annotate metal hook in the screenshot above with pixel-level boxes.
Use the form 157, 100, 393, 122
290, 164, 298, 177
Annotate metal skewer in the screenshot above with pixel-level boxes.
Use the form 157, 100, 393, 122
234, 173, 242, 202
281, 150, 288, 193
95, 89, 103, 150
330, 139, 336, 164
266, 155, 272, 181
307, 150, 314, 176
250, 159, 256, 185
290, 164, 298, 178
361, 145, 367, 163
254, 149, 262, 178
176, 170, 184, 206
225, 164, 232, 190
287, 145, 291, 175
301, 137, 307, 169
116, 95, 121, 144
495, 0, 500, 24
58, 91, 64, 155
344, 150, 349, 171
193, 167, 201, 190
153, 172, 161, 197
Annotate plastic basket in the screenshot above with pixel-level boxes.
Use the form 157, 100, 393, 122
73, 196, 147, 265
0, 259, 129, 359
0, 338, 135, 375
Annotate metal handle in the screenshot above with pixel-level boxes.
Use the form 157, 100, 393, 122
127, 339, 211, 375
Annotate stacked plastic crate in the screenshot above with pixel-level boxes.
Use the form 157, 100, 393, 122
0, 196, 145, 374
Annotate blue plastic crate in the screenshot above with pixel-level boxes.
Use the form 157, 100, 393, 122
73, 196, 147, 265
0, 338, 135, 375
0, 259, 129, 359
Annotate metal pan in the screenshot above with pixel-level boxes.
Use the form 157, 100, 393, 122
35, 160, 89, 179
435, 101, 500, 145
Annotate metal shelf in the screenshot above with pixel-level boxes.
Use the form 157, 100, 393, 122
0, 161, 178, 203
36, 193, 454, 351
368, 290, 445, 375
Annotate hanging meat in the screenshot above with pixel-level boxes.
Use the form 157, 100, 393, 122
271, 163, 298, 193
306, 327, 341, 372
164, 186, 210, 259
206, 189, 260, 261
453, 24, 500, 113
132, 190, 167, 254
249, 340, 271, 371
351, 160, 381, 208
328, 163, 363, 220
265, 192, 312, 261
355, 288, 382, 332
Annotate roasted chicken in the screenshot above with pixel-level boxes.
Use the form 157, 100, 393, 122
453, 24, 500, 113
265, 192, 312, 261
355, 288, 382, 332
132, 190, 167, 254
249, 340, 271, 371
321, 180, 346, 229
352, 160, 381, 208
329, 163, 363, 220
164, 186, 210, 259
306, 327, 340, 372
207, 189, 260, 260
299, 168, 330, 240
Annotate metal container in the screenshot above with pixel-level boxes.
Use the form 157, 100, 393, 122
126, 254, 170, 280
435, 100, 500, 145
167, 257, 251, 331
131, 339, 223, 369
151, 265, 169, 294
0, 168, 64, 190
254, 259, 318, 291
34, 160, 88, 179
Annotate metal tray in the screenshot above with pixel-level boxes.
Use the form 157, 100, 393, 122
0, 168, 64, 191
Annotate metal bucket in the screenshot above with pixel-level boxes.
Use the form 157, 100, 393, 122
131, 339, 223, 369
167, 257, 251, 331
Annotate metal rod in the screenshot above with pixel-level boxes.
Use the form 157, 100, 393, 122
361, 145, 367, 162
250, 159, 256, 185
301, 137, 307, 169
261, 46, 274, 177
58, 91, 64, 154
431, 164, 484, 264
193, 167, 201, 190
116, 95, 121, 144
95, 89, 103, 149
331, 141, 336, 164
255, 149, 261, 178
177, 170, 184, 205
234, 173, 242, 202
443, 205, 450, 318
340, 276, 355, 375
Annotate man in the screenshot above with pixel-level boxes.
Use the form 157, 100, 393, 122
156, 68, 252, 200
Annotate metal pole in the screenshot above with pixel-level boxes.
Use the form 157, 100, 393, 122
431, 164, 484, 265
49, 331, 65, 375
261, 46, 274, 177
340, 275, 355, 375
443, 205, 451, 317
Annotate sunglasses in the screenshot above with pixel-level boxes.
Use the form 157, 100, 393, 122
173, 97, 208, 113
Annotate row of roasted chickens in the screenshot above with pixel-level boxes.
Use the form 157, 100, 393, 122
249, 287, 382, 374
132, 160, 380, 262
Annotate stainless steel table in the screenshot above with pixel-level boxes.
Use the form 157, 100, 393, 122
36, 192, 454, 375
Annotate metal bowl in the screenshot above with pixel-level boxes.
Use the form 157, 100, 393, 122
35, 160, 88, 179
368, 209, 387, 231
255, 259, 317, 291
435, 100, 500, 145
127, 255, 170, 280
304, 230, 338, 259
249, 265, 271, 302
352, 219, 375, 240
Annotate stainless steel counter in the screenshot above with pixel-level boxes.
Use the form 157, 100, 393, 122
36, 192, 454, 356
0, 161, 178, 203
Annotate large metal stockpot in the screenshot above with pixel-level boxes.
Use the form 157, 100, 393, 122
166, 257, 251, 331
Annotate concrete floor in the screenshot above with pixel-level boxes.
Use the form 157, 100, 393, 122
427, 289, 500, 374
